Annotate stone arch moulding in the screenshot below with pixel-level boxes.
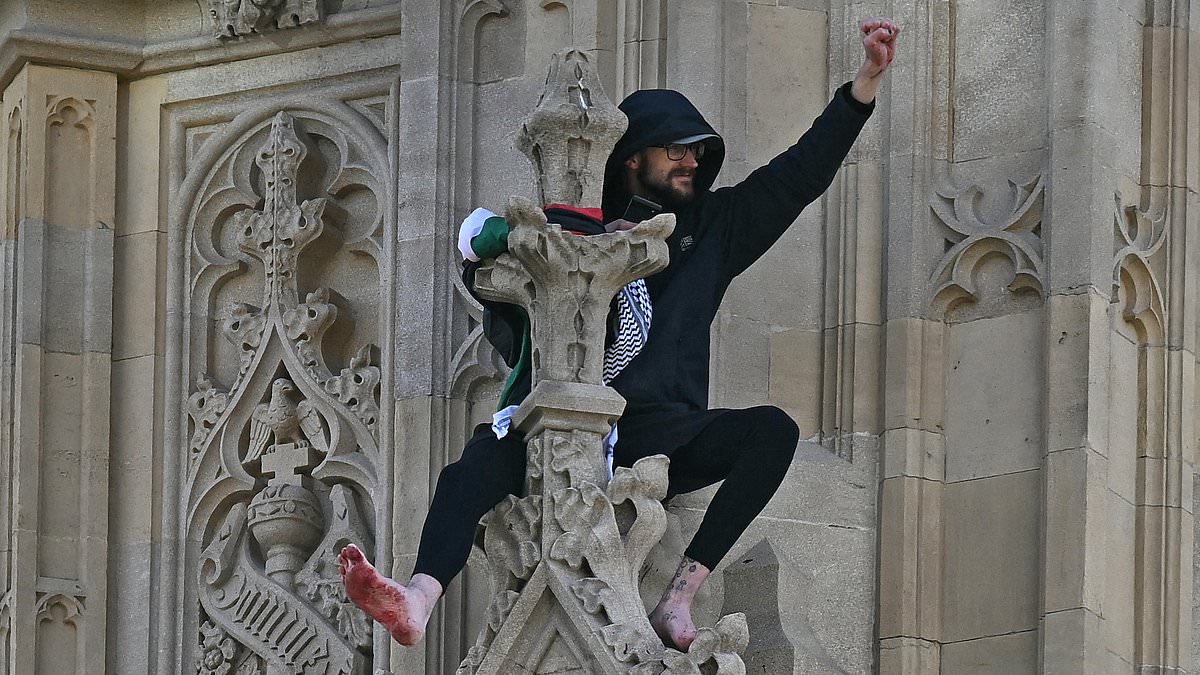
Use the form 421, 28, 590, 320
5, 103, 22, 238
929, 174, 1046, 318
166, 101, 393, 675
1112, 192, 1167, 344
449, 0, 512, 415
456, 0, 509, 81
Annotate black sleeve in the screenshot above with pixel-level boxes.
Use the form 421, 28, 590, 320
716, 81, 874, 279
462, 261, 525, 367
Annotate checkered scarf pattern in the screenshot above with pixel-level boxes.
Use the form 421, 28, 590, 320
603, 279, 652, 384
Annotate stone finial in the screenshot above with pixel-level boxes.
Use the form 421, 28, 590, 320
517, 50, 627, 208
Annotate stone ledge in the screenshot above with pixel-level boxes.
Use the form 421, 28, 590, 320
0, 5, 402, 89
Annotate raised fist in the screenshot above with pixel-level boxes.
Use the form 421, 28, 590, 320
859, 17, 900, 78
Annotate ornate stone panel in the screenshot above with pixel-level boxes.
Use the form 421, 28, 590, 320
172, 105, 391, 673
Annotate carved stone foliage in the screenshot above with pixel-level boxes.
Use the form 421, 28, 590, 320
1112, 190, 1167, 340
930, 174, 1045, 317
473, 197, 673, 388
460, 420, 750, 675
209, 0, 323, 39
179, 108, 388, 674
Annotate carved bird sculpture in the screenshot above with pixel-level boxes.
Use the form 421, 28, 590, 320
245, 377, 328, 463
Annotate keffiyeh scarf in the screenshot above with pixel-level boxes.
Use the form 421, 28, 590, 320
604, 280, 652, 384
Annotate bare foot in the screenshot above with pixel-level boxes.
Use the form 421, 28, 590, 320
649, 556, 710, 651
649, 602, 698, 651
338, 544, 441, 646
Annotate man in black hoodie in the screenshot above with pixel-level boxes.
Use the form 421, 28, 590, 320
340, 17, 900, 652
601, 17, 899, 650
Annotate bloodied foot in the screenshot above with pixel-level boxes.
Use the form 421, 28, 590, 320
338, 543, 442, 646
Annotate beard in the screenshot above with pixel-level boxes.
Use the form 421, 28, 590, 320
636, 162, 697, 211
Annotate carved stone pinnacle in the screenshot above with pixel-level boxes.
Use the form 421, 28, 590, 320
518, 50, 627, 208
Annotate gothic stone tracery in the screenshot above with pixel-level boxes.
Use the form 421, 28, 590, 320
182, 110, 385, 675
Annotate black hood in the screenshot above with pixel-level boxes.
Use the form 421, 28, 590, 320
602, 89, 725, 222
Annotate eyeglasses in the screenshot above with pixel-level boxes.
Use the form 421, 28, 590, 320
653, 142, 707, 161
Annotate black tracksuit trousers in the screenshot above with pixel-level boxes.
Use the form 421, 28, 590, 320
411, 405, 799, 588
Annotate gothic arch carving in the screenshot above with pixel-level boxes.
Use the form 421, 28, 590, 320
33, 593, 84, 626
1112, 192, 1167, 343
449, 273, 508, 401
171, 101, 391, 674
0, 591, 11, 643
46, 96, 95, 130
4, 103, 20, 240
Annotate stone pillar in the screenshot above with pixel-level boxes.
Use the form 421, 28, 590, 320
1041, 1, 1196, 672
0, 64, 117, 675
875, 1, 1198, 673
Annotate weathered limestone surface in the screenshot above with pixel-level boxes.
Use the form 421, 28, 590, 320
1, 63, 117, 675
0, 1, 1196, 674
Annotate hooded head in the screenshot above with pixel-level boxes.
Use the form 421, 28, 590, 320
601, 89, 726, 222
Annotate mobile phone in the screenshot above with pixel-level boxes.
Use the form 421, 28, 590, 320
621, 195, 663, 223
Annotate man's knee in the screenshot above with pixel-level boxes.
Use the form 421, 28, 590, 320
436, 458, 472, 492
750, 405, 800, 453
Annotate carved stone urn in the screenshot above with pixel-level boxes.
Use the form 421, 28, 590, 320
247, 480, 324, 586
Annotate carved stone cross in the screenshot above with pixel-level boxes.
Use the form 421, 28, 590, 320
260, 441, 316, 487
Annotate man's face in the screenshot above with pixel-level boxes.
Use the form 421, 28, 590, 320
624, 146, 700, 211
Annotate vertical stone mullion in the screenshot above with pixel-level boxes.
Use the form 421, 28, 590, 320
1136, 4, 1196, 669
0, 75, 21, 672
1039, 0, 1128, 672
1, 64, 116, 675
875, 0, 950, 672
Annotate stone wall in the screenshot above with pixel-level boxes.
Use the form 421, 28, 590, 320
0, 1, 1196, 674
